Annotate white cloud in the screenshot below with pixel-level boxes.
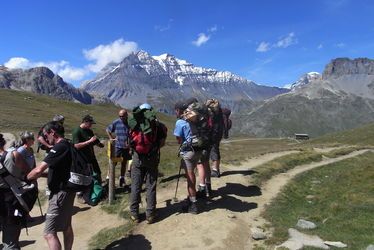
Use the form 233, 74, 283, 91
4, 57, 31, 69
84, 38, 138, 73
274, 32, 297, 48
208, 25, 218, 32
256, 42, 271, 52
192, 33, 210, 47
317, 44, 323, 49
256, 32, 298, 52
4, 38, 139, 83
336, 42, 346, 48
4, 57, 87, 81
154, 19, 173, 32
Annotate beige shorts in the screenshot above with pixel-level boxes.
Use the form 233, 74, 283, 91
181, 151, 202, 171
44, 190, 75, 234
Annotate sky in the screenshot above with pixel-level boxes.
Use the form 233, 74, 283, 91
1, 0, 374, 88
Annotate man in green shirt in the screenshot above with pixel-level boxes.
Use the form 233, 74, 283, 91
72, 115, 104, 204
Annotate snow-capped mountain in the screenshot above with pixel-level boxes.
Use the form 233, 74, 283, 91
82, 50, 288, 112
290, 72, 321, 90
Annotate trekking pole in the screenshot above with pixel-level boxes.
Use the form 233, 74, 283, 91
37, 195, 43, 216
173, 165, 182, 202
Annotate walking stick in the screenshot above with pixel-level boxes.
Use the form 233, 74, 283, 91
37, 195, 43, 216
173, 165, 182, 202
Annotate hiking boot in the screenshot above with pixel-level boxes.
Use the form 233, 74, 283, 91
188, 201, 198, 214
123, 185, 131, 193
182, 199, 198, 214
119, 177, 125, 187
130, 214, 139, 223
196, 185, 206, 199
146, 212, 156, 224
211, 169, 221, 178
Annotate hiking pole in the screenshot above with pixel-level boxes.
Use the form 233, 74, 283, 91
37, 195, 43, 216
173, 165, 182, 202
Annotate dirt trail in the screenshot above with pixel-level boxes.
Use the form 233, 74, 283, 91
9, 141, 370, 250
111, 149, 370, 250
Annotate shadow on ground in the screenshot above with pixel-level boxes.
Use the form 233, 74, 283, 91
105, 234, 151, 250
154, 183, 261, 222
72, 206, 91, 215
220, 169, 257, 177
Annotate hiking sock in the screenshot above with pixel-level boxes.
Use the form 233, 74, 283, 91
206, 182, 212, 197
189, 196, 197, 203
119, 176, 125, 187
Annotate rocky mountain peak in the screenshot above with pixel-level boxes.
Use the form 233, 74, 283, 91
290, 72, 321, 90
323, 58, 374, 79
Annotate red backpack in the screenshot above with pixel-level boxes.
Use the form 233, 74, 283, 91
130, 122, 167, 155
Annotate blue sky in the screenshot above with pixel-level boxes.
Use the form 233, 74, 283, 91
1, 0, 374, 87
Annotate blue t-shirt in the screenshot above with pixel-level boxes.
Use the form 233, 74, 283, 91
106, 118, 130, 149
173, 119, 192, 144
17, 146, 35, 169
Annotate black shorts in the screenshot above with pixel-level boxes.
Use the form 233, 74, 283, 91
210, 142, 221, 161
115, 147, 132, 160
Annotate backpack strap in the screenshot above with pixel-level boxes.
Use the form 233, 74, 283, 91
0, 151, 8, 164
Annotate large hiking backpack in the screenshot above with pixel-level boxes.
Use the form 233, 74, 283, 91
183, 102, 212, 149
0, 151, 38, 214
129, 107, 168, 155
222, 108, 232, 139
65, 144, 93, 192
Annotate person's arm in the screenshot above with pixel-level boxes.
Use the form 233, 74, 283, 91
27, 161, 48, 180
37, 135, 53, 149
74, 136, 98, 150
175, 136, 183, 145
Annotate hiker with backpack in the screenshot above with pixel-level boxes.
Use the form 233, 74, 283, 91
206, 99, 225, 178
183, 98, 213, 199
72, 115, 104, 205
1, 133, 35, 250
106, 109, 131, 189
26, 121, 76, 250
129, 103, 167, 224
174, 100, 203, 214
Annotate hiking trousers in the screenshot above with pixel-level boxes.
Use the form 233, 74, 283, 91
130, 151, 159, 218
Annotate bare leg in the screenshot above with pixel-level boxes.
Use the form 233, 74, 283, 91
212, 159, 220, 172
45, 233, 62, 250
185, 168, 196, 198
63, 225, 74, 250
197, 163, 206, 185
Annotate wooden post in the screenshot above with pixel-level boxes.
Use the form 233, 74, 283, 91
107, 141, 123, 204
108, 159, 115, 204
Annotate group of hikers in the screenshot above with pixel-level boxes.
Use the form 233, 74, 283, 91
0, 98, 232, 250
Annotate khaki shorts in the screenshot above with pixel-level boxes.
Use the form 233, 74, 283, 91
44, 190, 75, 234
181, 151, 202, 171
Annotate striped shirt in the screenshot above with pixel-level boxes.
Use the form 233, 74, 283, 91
106, 118, 129, 148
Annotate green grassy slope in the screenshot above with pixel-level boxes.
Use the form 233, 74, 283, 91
310, 122, 374, 146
